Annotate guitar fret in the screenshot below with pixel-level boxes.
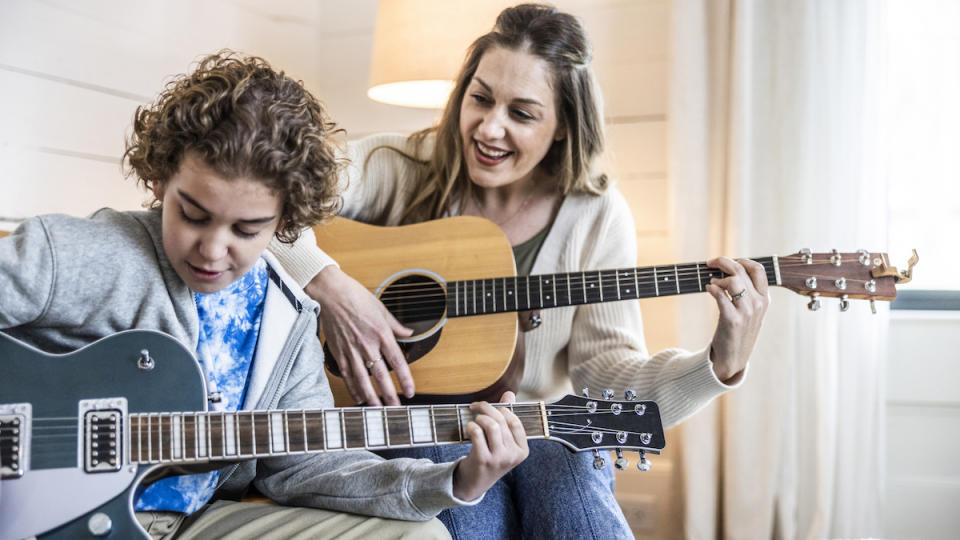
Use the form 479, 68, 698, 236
653, 267, 659, 296
482, 279, 486, 313
525, 275, 531, 310
696, 264, 703, 291
383, 407, 391, 447
598, 272, 603, 301
271, 412, 285, 454
615, 270, 621, 300
430, 405, 438, 444
502, 277, 507, 313
674, 265, 680, 294
581, 272, 587, 303
323, 409, 341, 449
171, 413, 181, 460
340, 409, 348, 449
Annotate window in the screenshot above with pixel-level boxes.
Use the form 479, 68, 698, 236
886, 0, 959, 309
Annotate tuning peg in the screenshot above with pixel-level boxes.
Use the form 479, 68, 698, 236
800, 248, 812, 264
624, 389, 637, 401
602, 389, 614, 400
808, 293, 821, 311
839, 294, 850, 312
592, 449, 607, 470
614, 449, 629, 471
582, 387, 590, 398
830, 249, 842, 267
870, 299, 877, 315
637, 450, 651, 472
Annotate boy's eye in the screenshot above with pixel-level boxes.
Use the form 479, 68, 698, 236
233, 226, 259, 239
179, 206, 207, 224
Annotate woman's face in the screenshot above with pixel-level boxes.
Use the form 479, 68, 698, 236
459, 46, 564, 190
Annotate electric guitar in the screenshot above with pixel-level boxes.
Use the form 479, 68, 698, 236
0, 329, 665, 540
313, 217, 919, 406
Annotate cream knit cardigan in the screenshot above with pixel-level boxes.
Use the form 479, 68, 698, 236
270, 134, 744, 428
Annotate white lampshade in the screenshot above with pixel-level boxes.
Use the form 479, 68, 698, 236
367, 0, 514, 109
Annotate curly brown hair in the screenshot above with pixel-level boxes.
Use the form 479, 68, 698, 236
124, 50, 343, 243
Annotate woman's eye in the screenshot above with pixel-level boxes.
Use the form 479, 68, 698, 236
512, 109, 535, 121
471, 93, 490, 105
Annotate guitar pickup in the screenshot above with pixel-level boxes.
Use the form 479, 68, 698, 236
81, 398, 126, 473
0, 403, 31, 479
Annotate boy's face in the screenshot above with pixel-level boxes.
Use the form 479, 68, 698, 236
155, 153, 282, 294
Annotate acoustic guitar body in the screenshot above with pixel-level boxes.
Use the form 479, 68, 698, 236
314, 217, 519, 406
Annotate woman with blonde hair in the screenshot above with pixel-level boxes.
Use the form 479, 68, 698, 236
271, 4, 768, 537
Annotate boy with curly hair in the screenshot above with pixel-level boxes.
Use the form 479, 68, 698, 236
0, 51, 528, 539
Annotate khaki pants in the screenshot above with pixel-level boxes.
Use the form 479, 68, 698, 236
136, 500, 450, 540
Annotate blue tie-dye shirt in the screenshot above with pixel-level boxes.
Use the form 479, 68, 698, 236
135, 258, 268, 514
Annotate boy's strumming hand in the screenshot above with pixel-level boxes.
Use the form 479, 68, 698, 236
308, 266, 414, 406
452, 391, 529, 502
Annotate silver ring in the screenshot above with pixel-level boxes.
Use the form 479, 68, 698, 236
730, 289, 747, 303
364, 359, 376, 370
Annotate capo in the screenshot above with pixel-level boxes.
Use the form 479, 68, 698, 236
871, 249, 919, 284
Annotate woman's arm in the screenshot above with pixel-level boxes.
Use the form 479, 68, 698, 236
268, 133, 428, 406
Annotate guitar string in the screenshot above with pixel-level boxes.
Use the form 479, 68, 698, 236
364, 255, 878, 295
370, 262, 880, 301
13, 409, 657, 460
371, 271, 884, 320
13, 406, 650, 438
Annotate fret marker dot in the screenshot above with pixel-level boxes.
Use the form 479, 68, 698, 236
487, 293, 491, 296
546, 295, 551, 300
508, 291, 513, 295
590, 284, 595, 287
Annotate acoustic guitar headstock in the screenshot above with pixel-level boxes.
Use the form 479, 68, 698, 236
776, 249, 918, 311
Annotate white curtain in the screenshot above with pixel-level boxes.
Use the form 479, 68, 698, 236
669, 1, 889, 538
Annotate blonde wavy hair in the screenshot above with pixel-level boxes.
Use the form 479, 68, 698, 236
397, 3, 608, 224
124, 51, 344, 243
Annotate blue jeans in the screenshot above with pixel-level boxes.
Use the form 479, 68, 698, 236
379, 440, 634, 540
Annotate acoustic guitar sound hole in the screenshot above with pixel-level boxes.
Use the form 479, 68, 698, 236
379, 274, 446, 335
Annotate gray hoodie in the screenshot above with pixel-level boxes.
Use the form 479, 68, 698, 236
0, 208, 473, 520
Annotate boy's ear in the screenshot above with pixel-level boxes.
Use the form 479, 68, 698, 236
151, 181, 165, 203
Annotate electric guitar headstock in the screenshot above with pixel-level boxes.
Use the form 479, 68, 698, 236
545, 389, 665, 472
776, 248, 919, 312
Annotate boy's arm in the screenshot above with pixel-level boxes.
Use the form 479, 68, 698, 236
251, 332, 527, 520
0, 218, 56, 328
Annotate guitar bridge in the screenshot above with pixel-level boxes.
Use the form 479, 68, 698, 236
80, 398, 126, 473
0, 403, 31, 479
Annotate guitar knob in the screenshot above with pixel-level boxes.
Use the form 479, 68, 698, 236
87, 512, 112, 537
808, 294, 821, 311
614, 448, 629, 471
839, 295, 850, 312
602, 389, 614, 400
624, 389, 637, 401
138, 349, 154, 371
592, 449, 607, 470
637, 451, 652, 472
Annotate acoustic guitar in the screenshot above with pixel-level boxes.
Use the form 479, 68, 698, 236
0, 329, 664, 539
314, 217, 918, 406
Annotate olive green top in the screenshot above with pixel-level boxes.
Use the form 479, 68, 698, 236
511, 224, 552, 277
